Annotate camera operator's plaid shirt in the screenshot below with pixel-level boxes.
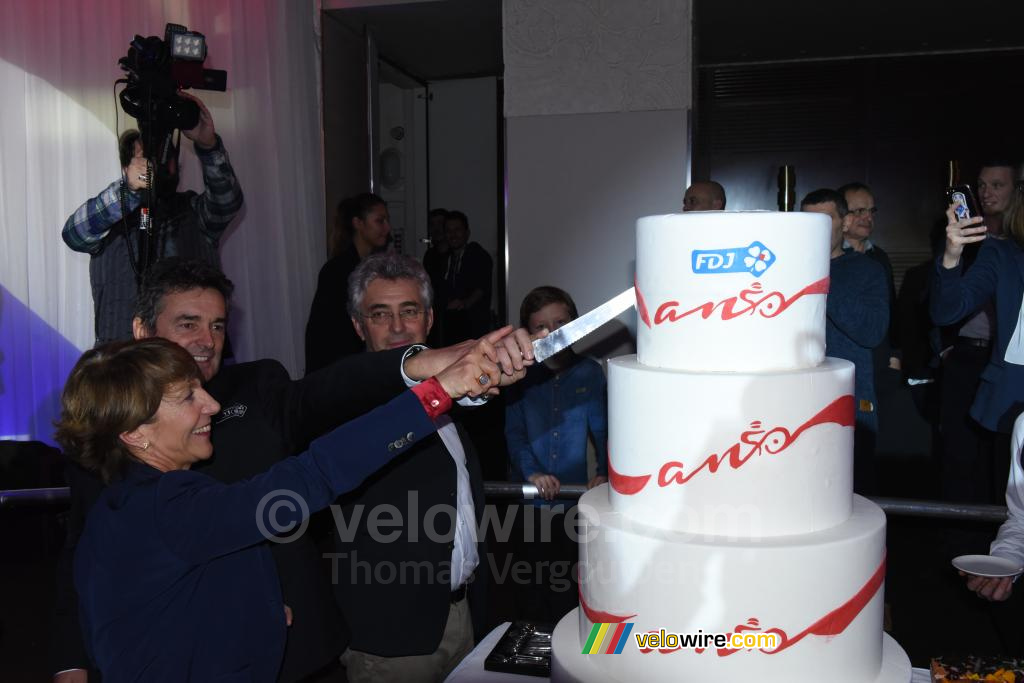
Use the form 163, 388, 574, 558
62, 135, 242, 253
62, 135, 243, 343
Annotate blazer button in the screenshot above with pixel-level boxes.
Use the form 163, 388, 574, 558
406, 431, 415, 441
387, 442, 396, 452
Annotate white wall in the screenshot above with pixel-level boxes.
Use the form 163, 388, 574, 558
503, 0, 692, 355
506, 110, 688, 347
427, 77, 499, 308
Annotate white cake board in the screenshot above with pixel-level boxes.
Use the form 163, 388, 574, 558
551, 608, 912, 683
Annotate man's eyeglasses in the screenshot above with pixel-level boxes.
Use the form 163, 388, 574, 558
848, 207, 878, 217
361, 307, 425, 325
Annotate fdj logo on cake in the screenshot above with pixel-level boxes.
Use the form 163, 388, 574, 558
692, 241, 775, 277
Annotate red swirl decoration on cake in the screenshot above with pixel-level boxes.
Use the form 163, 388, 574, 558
610, 395, 854, 496
608, 453, 651, 495
635, 276, 829, 329
635, 275, 652, 328
579, 584, 637, 624
637, 555, 886, 656
735, 554, 886, 656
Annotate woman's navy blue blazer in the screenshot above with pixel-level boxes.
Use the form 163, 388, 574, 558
933, 236, 1024, 432
75, 389, 436, 682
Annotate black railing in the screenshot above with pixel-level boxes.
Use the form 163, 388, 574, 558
0, 487, 70, 508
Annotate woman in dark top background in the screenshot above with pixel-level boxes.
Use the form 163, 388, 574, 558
305, 193, 391, 373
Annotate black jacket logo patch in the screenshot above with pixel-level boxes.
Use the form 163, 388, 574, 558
215, 404, 247, 424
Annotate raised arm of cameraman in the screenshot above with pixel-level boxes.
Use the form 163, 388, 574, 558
61, 151, 147, 255
179, 91, 243, 241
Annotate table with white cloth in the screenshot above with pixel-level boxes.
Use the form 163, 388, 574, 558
446, 622, 932, 682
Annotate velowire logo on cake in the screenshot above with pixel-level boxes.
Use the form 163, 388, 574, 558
582, 623, 782, 654
634, 628, 781, 653
691, 241, 775, 276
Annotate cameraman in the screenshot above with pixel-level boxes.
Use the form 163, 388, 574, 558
62, 91, 243, 345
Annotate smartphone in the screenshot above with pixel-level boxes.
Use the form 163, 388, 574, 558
946, 184, 980, 221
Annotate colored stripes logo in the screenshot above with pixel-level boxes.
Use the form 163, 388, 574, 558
582, 622, 635, 654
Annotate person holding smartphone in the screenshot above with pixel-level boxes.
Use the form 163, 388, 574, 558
937, 164, 1022, 516
931, 167, 1024, 460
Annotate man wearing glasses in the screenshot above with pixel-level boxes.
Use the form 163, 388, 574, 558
334, 253, 486, 682
840, 182, 900, 382
801, 189, 889, 494
840, 182, 895, 296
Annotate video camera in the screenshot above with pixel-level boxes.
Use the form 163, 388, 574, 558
118, 23, 226, 140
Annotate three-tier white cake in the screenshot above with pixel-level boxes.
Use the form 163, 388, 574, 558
550, 211, 911, 682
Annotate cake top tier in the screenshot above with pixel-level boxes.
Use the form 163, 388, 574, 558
635, 211, 831, 372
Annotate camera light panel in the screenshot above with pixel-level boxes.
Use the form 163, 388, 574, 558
171, 32, 206, 60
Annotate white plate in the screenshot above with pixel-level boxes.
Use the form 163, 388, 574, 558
952, 554, 1024, 578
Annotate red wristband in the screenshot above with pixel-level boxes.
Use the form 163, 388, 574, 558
411, 377, 452, 419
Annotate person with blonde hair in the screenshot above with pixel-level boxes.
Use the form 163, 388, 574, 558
932, 166, 1024, 437
933, 165, 1024, 530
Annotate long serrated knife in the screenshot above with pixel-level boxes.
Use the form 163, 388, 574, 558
531, 287, 636, 363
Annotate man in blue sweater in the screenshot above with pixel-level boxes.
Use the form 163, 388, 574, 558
801, 189, 890, 493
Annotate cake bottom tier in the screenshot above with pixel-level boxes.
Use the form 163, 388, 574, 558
567, 487, 899, 682
551, 609, 911, 683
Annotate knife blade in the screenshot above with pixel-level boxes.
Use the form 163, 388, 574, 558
531, 287, 636, 363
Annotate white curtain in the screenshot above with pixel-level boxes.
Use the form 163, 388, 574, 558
0, 0, 326, 445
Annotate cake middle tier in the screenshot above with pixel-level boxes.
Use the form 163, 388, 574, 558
608, 355, 855, 537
